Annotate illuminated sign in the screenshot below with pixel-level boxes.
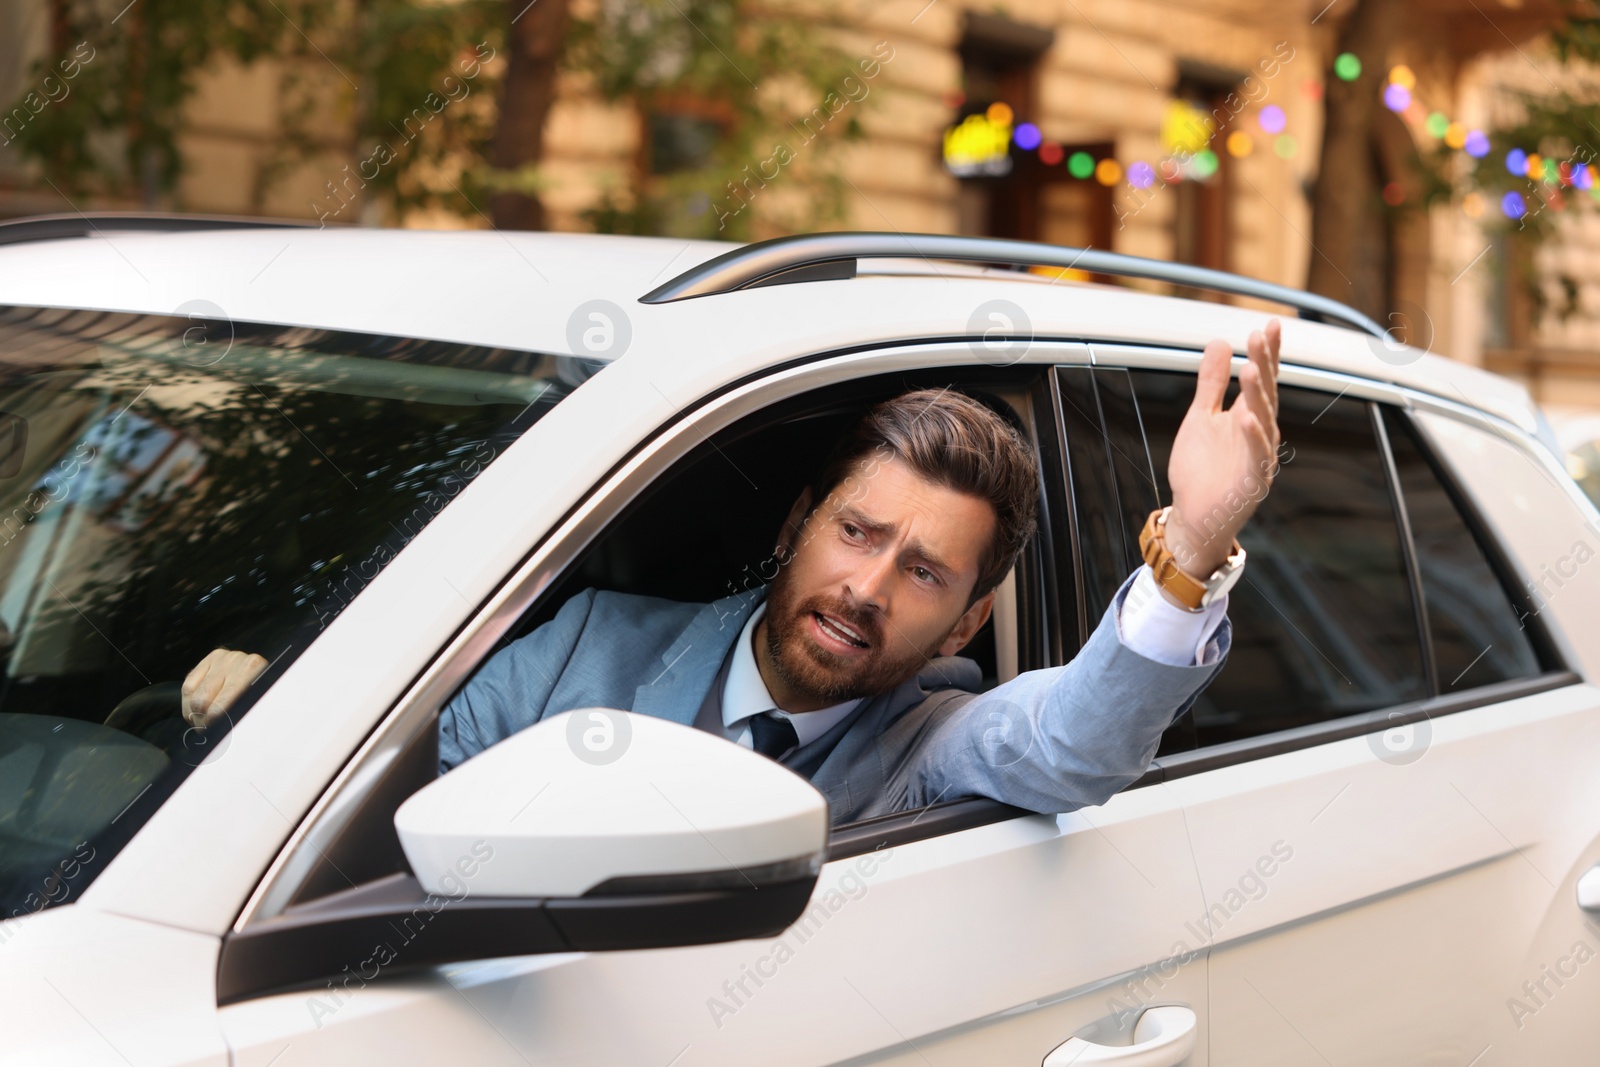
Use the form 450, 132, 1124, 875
943, 110, 1013, 177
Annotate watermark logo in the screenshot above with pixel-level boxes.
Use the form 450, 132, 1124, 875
566, 708, 632, 766
172, 299, 234, 368
1368, 709, 1431, 766
1366, 298, 1433, 367
566, 299, 632, 360
178, 708, 231, 767
706, 846, 893, 1028
1107, 839, 1294, 1027
975, 699, 1034, 768
967, 299, 1033, 368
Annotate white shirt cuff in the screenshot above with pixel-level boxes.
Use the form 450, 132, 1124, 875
1116, 565, 1229, 667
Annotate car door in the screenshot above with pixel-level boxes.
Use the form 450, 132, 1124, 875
1098, 349, 1600, 1064
215, 348, 1219, 1067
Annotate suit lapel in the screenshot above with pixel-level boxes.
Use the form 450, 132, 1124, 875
631, 587, 766, 726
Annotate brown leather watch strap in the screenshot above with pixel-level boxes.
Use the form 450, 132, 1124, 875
1139, 508, 1207, 609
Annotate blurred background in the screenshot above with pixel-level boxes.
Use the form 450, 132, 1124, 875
3, 1, 1600, 447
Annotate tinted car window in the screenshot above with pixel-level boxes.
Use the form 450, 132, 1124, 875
1128, 371, 1426, 746
1056, 368, 1160, 633
0, 305, 593, 917
1382, 407, 1543, 691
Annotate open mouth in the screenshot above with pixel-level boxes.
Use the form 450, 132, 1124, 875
812, 611, 870, 649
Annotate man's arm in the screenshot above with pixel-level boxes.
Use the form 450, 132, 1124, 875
437, 586, 599, 772
900, 571, 1227, 814
898, 320, 1280, 814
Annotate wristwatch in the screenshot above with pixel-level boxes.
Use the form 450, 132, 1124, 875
1138, 506, 1247, 610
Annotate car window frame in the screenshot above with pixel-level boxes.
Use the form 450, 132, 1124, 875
232, 342, 1096, 930
1083, 343, 1575, 789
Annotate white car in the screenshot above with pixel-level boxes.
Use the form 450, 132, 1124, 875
1, 215, 1597, 1067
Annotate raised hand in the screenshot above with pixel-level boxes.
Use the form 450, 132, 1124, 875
1164, 318, 1282, 579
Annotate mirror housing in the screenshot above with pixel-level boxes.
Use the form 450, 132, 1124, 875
217, 711, 828, 1003
396, 708, 828, 897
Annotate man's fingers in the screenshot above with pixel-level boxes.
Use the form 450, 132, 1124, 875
1238, 360, 1275, 439
1245, 327, 1279, 421
185, 664, 228, 727
1264, 317, 1282, 381
181, 648, 268, 728
182, 651, 220, 726
1193, 339, 1232, 414
226, 653, 270, 707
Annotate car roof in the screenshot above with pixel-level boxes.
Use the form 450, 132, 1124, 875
0, 223, 1543, 438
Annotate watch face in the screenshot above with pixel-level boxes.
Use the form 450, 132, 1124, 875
1200, 553, 1246, 607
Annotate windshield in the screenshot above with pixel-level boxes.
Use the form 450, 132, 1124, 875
0, 305, 594, 918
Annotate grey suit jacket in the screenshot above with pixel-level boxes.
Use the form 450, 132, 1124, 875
438, 574, 1230, 825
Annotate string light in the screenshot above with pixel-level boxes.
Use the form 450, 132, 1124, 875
932, 67, 1582, 216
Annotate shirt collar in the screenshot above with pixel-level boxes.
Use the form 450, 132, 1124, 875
722, 602, 862, 747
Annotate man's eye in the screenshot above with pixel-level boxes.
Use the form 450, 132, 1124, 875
913, 566, 936, 584
842, 523, 864, 540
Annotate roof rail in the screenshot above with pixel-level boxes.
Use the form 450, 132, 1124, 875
0, 212, 315, 248
639, 231, 1386, 339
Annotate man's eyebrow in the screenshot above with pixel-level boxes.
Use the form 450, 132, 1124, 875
835, 504, 957, 578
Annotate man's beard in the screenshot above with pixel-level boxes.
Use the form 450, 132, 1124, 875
762, 568, 945, 706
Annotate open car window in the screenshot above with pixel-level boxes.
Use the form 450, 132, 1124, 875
0, 305, 595, 918
274, 367, 1055, 912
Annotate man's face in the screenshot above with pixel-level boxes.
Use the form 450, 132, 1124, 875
758, 455, 998, 711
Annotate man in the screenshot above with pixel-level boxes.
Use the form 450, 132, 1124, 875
187, 321, 1281, 824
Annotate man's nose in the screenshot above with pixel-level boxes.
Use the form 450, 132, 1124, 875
844, 550, 896, 612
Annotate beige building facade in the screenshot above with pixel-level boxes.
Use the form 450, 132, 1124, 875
1, 0, 1598, 412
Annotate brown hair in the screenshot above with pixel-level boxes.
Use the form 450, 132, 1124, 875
805, 389, 1039, 603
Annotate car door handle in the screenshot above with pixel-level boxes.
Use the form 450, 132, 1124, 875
1578, 864, 1600, 910
1043, 1006, 1197, 1066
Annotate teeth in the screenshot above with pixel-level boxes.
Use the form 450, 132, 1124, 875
819, 614, 866, 646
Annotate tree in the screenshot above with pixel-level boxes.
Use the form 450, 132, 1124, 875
7, 0, 505, 220
6, 0, 870, 238
1452, 17, 1600, 325
561, 0, 872, 239
1304, 0, 1578, 327
487, 0, 571, 230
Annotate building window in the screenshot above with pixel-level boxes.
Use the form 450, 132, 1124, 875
949, 12, 1058, 241
1171, 60, 1244, 274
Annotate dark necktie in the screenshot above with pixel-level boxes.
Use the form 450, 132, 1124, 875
749, 711, 799, 761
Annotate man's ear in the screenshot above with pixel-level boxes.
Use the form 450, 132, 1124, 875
776, 486, 816, 561
938, 590, 995, 657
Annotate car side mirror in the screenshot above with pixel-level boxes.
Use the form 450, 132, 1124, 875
217, 711, 828, 1003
